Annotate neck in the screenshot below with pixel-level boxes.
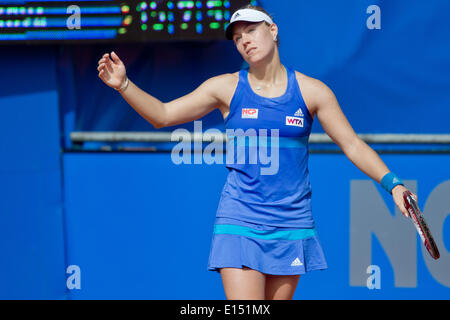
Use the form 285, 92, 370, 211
248, 48, 284, 85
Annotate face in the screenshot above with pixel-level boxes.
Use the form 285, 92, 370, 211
232, 21, 278, 65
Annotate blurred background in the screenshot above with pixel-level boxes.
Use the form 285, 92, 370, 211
0, 0, 449, 299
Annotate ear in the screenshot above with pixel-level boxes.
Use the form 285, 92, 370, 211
269, 23, 278, 41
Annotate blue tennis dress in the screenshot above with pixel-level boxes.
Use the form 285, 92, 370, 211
207, 66, 328, 275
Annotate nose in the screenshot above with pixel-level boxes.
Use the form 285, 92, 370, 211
242, 33, 251, 46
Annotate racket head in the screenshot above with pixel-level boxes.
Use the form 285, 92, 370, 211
403, 190, 440, 260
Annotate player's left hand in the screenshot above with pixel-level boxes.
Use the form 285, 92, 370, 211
392, 185, 417, 218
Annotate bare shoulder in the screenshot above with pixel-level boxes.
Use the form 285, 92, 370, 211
206, 72, 239, 96
205, 71, 240, 106
294, 71, 328, 91
201, 71, 239, 120
208, 71, 239, 84
294, 71, 336, 118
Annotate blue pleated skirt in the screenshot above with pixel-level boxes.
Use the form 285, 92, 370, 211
207, 217, 328, 275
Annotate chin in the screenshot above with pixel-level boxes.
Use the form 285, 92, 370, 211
245, 54, 265, 66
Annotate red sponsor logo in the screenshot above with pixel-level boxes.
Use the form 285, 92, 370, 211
242, 108, 258, 119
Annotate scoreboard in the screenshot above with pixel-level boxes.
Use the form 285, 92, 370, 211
0, 0, 254, 43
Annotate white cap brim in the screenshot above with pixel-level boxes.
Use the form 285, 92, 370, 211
225, 8, 273, 40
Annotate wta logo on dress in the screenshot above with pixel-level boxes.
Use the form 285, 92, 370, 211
286, 116, 303, 127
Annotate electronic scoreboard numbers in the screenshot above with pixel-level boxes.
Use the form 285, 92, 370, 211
0, 0, 255, 43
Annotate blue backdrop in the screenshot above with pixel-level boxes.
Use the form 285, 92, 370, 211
0, 47, 67, 299
61, 153, 450, 299
65, 0, 450, 138
0, 0, 449, 299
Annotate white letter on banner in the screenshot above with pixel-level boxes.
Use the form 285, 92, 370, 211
350, 180, 417, 287
422, 180, 450, 287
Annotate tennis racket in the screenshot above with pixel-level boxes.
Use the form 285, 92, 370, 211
403, 190, 440, 260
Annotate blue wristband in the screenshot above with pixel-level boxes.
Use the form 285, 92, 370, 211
380, 172, 404, 194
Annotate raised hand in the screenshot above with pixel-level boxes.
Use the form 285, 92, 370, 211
97, 51, 127, 90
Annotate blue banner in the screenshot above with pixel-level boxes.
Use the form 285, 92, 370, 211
62, 153, 450, 299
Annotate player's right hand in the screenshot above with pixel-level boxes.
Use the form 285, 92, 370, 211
97, 51, 127, 90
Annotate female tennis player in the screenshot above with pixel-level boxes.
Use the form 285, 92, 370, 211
97, 5, 417, 300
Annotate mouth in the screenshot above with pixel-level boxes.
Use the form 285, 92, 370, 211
246, 47, 257, 55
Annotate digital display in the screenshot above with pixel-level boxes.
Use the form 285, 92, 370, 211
0, 0, 255, 43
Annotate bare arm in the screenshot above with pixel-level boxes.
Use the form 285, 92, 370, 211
97, 51, 231, 128
311, 79, 388, 182
303, 77, 416, 216
118, 76, 223, 128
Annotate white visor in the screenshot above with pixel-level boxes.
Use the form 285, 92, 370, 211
225, 8, 273, 40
